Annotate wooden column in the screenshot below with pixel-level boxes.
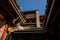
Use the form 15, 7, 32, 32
36, 11, 40, 28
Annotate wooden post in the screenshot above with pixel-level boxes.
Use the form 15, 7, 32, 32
36, 11, 40, 28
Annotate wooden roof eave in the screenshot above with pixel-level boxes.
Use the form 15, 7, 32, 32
43, 0, 55, 29
0, 1, 14, 21
9, 0, 25, 23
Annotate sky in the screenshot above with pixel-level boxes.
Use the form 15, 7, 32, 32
17, 0, 47, 15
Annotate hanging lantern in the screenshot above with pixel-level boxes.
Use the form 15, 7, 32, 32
0, 14, 5, 21
22, 12, 24, 15
29, 19, 32, 23
41, 16, 44, 20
